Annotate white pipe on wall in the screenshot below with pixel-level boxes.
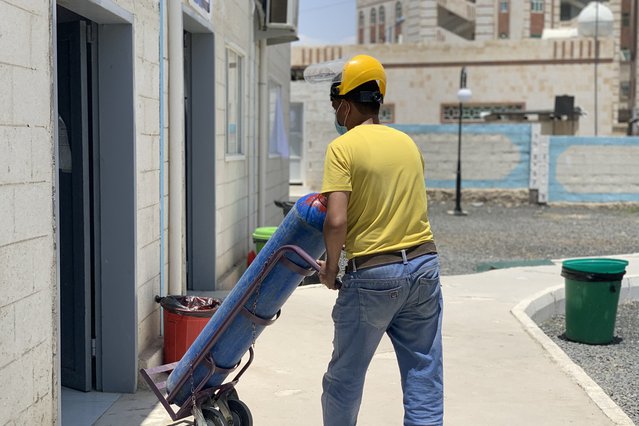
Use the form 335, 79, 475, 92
258, 39, 268, 225
248, 38, 257, 243
168, 0, 184, 295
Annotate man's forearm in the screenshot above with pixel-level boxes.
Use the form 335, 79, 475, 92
323, 191, 349, 276
324, 221, 346, 274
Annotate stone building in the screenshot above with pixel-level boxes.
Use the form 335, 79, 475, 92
0, 0, 297, 423
356, 0, 638, 130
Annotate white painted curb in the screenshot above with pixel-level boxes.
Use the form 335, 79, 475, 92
512, 275, 639, 426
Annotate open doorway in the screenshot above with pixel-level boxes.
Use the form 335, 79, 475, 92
55, 0, 136, 395
56, 7, 96, 392
183, 23, 216, 292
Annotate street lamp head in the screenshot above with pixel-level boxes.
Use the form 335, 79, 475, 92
577, 2, 614, 37
457, 87, 472, 103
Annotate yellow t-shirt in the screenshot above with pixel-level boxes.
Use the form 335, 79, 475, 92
321, 124, 434, 259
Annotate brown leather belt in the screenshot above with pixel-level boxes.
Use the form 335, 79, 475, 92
346, 241, 437, 273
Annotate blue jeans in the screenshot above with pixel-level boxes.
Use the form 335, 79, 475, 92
321, 253, 443, 426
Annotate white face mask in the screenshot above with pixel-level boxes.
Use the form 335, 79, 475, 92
334, 101, 349, 135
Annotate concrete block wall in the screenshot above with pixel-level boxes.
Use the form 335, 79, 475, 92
0, 0, 56, 424
214, 3, 291, 289
548, 136, 639, 202
214, 0, 254, 288
127, 0, 163, 360
394, 124, 532, 190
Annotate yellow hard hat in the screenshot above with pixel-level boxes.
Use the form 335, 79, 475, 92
331, 54, 386, 100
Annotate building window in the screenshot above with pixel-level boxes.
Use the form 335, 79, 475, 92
440, 103, 525, 123
395, 2, 403, 43
370, 8, 377, 43
268, 81, 288, 156
622, 12, 630, 27
500, 1, 508, 13
620, 81, 631, 101
358, 11, 365, 44
379, 6, 386, 43
531, 0, 543, 13
225, 48, 243, 156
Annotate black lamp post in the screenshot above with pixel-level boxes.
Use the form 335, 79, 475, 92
452, 67, 472, 216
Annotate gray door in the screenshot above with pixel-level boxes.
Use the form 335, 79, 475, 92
184, 31, 216, 291
57, 20, 93, 392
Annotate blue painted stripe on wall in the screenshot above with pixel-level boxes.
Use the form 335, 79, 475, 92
392, 124, 532, 190
392, 123, 533, 136
548, 136, 639, 202
550, 136, 639, 146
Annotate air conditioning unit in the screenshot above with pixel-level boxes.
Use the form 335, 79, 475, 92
266, 0, 298, 29
257, 0, 299, 45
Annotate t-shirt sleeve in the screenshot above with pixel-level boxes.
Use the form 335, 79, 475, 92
321, 141, 352, 194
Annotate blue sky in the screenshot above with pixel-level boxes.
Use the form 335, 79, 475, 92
294, 0, 356, 45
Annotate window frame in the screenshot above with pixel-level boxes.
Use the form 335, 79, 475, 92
370, 7, 377, 43
531, 0, 544, 13
225, 46, 244, 158
358, 10, 365, 44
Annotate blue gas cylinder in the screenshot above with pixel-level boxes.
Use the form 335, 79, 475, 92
166, 193, 327, 406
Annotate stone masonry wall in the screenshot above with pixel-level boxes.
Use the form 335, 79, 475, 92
0, 0, 56, 424
548, 136, 639, 202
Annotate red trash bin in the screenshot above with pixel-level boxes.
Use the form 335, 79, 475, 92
159, 295, 221, 364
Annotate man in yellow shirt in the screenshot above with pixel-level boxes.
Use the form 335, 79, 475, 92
318, 55, 443, 426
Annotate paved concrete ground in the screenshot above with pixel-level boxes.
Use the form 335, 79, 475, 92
95, 255, 639, 425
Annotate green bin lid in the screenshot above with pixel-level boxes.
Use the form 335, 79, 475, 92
562, 258, 628, 275
252, 226, 278, 240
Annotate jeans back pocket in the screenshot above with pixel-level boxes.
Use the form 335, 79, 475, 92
358, 285, 405, 330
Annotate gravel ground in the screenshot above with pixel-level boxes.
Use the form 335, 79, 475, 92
540, 302, 639, 424
424, 198, 639, 423
427, 199, 639, 276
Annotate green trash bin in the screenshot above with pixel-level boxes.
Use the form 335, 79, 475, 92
252, 226, 278, 254
561, 258, 628, 344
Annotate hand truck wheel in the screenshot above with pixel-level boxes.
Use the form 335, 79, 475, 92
228, 398, 253, 425
201, 407, 226, 426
